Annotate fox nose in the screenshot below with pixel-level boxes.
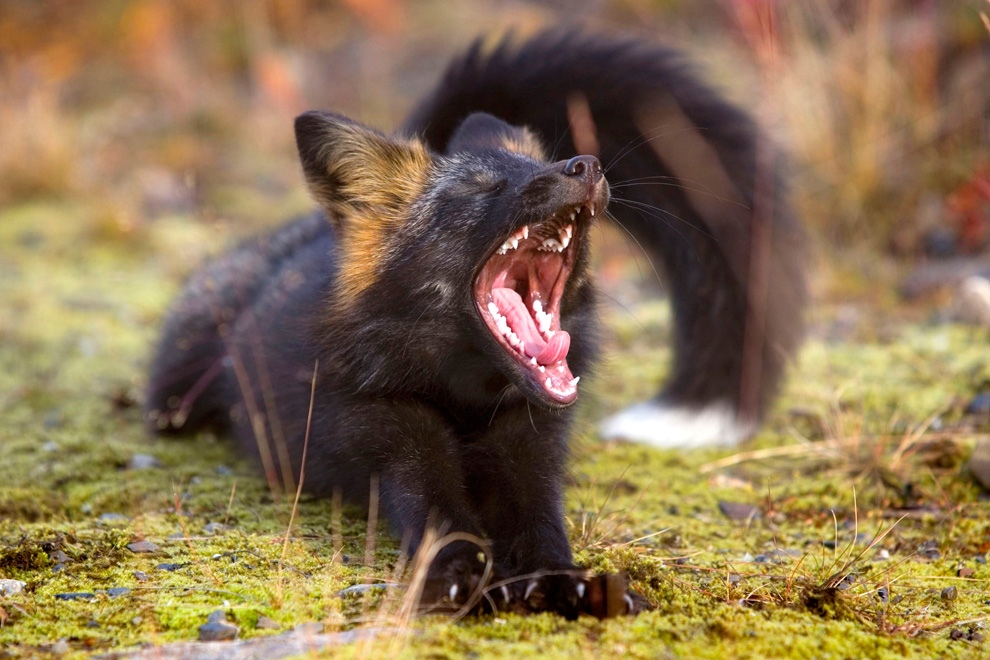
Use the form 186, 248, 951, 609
562, 155, 602, 180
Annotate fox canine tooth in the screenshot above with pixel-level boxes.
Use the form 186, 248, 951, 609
521, 225, 529, 239
569, 377, 580, 386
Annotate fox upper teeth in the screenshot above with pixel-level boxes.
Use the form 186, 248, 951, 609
497, 222, 576, 255
537, 223, 574, 253
497, 226, 530, 255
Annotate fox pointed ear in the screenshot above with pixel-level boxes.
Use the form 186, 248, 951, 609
294, 111, 433, 224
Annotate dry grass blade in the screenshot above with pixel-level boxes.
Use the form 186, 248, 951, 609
274, 359, 318, 609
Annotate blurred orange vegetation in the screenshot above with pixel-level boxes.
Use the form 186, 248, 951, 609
0, 0, 986, 259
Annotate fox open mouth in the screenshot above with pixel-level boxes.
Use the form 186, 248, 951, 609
474, 203, 594, 404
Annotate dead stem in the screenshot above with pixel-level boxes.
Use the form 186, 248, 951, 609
274, 359, 318, 609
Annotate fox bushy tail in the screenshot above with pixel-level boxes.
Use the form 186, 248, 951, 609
403, 30, 807, 447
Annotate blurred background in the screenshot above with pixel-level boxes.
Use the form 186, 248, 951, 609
0, 0, 988, 320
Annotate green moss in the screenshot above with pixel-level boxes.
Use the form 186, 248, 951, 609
1, 201, 988, 658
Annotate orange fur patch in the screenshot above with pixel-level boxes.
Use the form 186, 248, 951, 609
500, 127, 547, 161
305, 120, 433, 307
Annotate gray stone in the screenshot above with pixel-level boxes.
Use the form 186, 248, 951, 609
99, 513, 129, 523
967, 392, 990, 415
128, 454, 161, 470
0, 579, 26, 596
206, 610, 228, 624
954, 276, 990, 327
969, 437, 990, 491
127, 541, 159, 554
717, 500, 761, 521
199, 611, 238, 642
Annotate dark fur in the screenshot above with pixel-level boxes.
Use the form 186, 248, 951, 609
146, 30, 805, 618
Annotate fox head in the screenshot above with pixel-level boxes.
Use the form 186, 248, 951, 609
295, 110, 608, 410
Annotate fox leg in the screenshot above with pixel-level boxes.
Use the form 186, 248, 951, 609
462, 407, 644, 619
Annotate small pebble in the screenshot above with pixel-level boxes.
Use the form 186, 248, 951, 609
955, 276, 990, 327
718, 500, 761, 521
203, 522, 227, 535
207, 610, 228, 624
100, 513, 129, 523
55, 592, 96, 601
131, 616, 143, 626
49, 549, 70, 563
156, 563, 184, 572
41, 441, 60, 452
199, 611, 238, 641
86, 619, 100, 628
133, 571, 149, 582
0, 579, 26, 596
50, 639, 70, 655
727, 574, 741, 585
968, 437, 990, 491
958, 567, 974, 578
106, 587, 131, 598
127, 454, 161, 470
941, 586, 957, 602
215, 465, 234, 476
875, 548, 890, 561
967, 392, 990, 415
127, 541, 159, 554
875, 586, 889, 605
918, 540, 941, 561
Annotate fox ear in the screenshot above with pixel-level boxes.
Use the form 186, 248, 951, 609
294, 111, 433, 224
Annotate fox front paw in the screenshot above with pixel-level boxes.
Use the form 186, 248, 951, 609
418, 545, 492, 614
490, 571, 648, 620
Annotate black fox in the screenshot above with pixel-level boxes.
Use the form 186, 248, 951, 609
147, 31, 806, 618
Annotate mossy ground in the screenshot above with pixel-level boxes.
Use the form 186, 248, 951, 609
1, 200, 988, 659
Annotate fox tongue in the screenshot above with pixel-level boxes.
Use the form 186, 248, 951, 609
492, 287, 571, 366
533, 332, 569, 365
